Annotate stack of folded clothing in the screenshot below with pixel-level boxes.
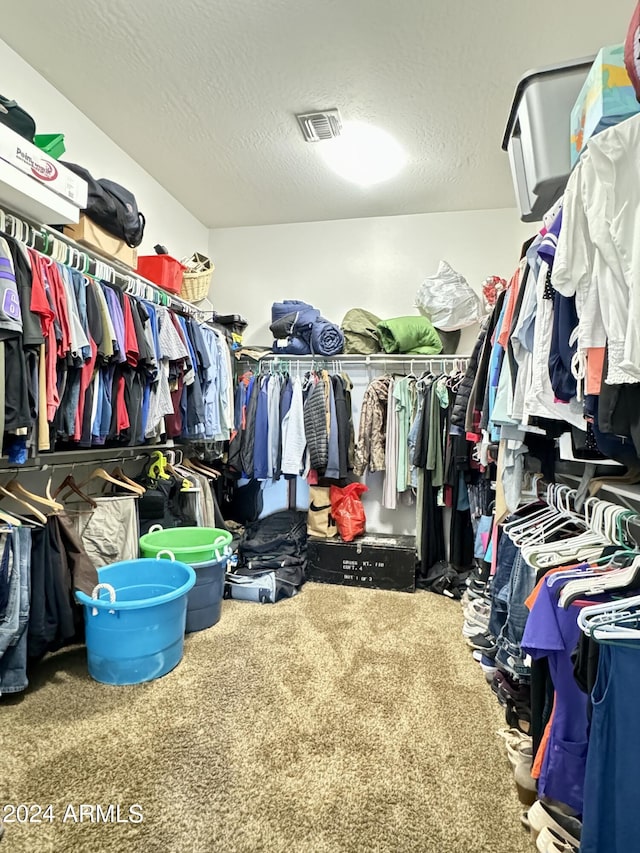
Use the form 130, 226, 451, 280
271, 300, 344, 356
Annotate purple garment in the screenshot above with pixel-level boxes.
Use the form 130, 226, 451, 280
522, 578, 589, 813
102, 285, 126, 364
538, 208, 563, 267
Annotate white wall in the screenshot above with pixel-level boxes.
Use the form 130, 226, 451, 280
209, 207, 534, 352
0, 39, 208, 259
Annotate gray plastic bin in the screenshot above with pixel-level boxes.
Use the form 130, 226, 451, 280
502, 57, 593, 222
185, 557, 227, 633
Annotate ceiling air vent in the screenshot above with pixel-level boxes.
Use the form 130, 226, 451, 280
296, 109, 342, 142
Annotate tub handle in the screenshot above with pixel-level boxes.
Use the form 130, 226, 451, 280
155, 549, 176, 562
213, 535, 227, 546
148, 524, 164, 534
91, 582, 116, 616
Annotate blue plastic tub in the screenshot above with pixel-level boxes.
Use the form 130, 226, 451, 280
75, 558, 196, 686
185, 557, 227, 633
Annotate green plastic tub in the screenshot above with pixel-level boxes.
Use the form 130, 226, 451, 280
34, 133, 66, 160
139, 526, 232, 564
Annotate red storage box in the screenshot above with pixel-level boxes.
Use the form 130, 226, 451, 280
137, 255, 186, 294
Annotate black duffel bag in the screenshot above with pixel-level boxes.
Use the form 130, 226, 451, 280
60, 161, 146, 248
0, 95, 36, 141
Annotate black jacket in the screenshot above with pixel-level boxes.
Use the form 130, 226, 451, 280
450, 318, 489, 431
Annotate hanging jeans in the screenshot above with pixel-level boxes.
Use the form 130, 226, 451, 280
488, 532, 518, 638
495, 549, 536, 679
0, 527, 32, 695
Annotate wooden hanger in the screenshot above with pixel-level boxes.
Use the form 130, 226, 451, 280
0, 508, 22, 526
110, 467, 146, 496
54, 474, 98, 509
83, 467, 144, 496
0, 486, 47, 524
184, 458, 220, 479
4, 479, 64, 512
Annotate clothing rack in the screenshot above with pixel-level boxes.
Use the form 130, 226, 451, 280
254, 352, 470, 369
0, 204, 207, 321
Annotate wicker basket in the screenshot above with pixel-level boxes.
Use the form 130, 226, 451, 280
180, 252, 214, 303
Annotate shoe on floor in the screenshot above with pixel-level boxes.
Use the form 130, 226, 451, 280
513, 758, 537, 806
466, 632, 497, 652
528, 801, 582, 847
507, 740, 533, 768
504, 697, 532, 735
463, 618, 489, 639
536, 826, 579, 852
520, 810, 530, 832
464, 599, 490, 620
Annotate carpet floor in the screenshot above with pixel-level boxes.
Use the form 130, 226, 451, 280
1, 584, 533, 853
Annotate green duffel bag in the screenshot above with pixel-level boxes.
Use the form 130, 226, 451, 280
341, 308, 383, 354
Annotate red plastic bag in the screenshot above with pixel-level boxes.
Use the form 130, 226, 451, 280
330, 483, 368, 542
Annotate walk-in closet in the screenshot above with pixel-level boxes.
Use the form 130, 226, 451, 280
1, 3, 640, 853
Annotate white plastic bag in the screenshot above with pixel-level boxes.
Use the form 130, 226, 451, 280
415, 261, 482, 331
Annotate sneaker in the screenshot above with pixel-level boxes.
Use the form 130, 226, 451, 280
479, 654, 498, 680
466, 632, 497, 653
466, 584, 489, 602
463, 611, 490, 631
472, 649, 483, 662
462, 619, 488, 639
497, 674, 531, 706
536, 826, 579, 852
464, 599, 491, 619
528, 801, 582, 848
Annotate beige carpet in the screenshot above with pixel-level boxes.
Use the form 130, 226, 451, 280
1, 584, 532, 853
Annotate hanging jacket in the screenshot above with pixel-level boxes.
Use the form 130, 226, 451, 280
465, 290, 507, 436
303, 376, 329, 473
450, 317, 489, 431
240, 375, 260, 478
354, 376, 391, 475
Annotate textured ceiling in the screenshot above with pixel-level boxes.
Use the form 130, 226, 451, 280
1, 0, 633, 227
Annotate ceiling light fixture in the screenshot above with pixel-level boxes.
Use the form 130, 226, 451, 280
317, 120, 407, 187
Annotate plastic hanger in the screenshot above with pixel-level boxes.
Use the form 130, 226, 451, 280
148, 451, 171, 481
578, 590, 640, 640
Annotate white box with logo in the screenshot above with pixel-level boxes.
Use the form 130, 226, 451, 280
0, 123, 87, 208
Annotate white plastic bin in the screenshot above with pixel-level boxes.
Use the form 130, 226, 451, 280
502, 58, 593, 222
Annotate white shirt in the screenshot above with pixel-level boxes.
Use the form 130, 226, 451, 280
553, 117, 640, 384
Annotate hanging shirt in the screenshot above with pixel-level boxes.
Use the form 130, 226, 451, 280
0, 236, 22, 340
522, 581, 589, 813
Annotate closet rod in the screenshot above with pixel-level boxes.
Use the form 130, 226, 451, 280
0, 204, 208, 321
0, 444, 173, 473
258, 353, 472, 363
